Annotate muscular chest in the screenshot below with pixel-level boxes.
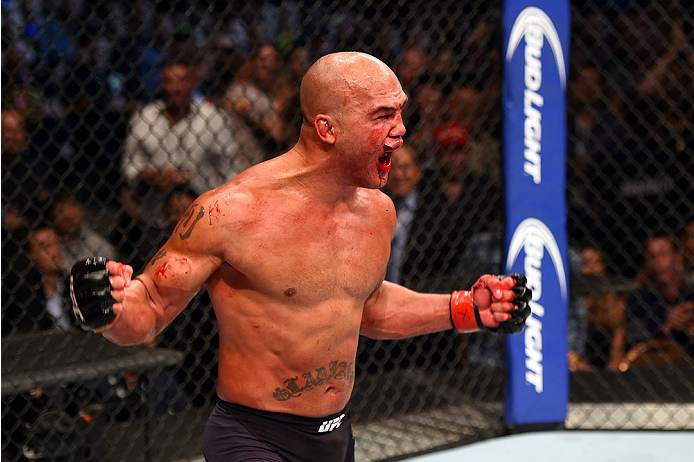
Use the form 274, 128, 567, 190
237, 208, 391, 302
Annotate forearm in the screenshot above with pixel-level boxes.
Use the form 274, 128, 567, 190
102, 276, 167, 346
360, 281, 453, 340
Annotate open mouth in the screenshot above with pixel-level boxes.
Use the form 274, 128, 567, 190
378, 149, 393, 170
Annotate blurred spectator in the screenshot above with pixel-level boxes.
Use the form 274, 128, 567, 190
49, 194, 117, 268
120, 45, 241, 239
446, 83, 503, 187
223, 42, 283, 157
384, 144, 424, 285
25, 225, 73, 330
1, 226, 46, 336
569, 245, 626, 371
624, 232, 694, 361
394, 45, 428, 95
2, 225, 74, 334
405, 79, 444, 155
1, 37, 45, 124
269, 44, 312, 149
402, 121, 500, 287
428, 45, 461, 94
1, 107, 52, 228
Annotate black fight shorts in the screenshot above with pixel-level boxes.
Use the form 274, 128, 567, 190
203, 398, 355, 462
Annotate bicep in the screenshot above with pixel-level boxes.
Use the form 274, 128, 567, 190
140, 203, 224, 321
360, 281, 408, 336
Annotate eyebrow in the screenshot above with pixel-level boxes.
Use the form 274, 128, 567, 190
369, 97, 409, 116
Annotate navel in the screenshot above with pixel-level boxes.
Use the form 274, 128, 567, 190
284, 288, 297, 297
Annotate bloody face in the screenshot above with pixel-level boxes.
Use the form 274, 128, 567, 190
335, 71, 408, 189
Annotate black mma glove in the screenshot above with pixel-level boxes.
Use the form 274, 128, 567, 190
450, 273, 532, 334
485, 273, 532, 334
70, 257, 117, 331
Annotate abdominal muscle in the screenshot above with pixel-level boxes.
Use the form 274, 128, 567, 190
212, 293, 363, 417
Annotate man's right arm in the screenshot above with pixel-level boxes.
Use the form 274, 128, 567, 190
72, 200, 225, 345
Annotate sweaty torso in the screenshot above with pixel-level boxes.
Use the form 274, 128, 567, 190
202, 164, 395, 417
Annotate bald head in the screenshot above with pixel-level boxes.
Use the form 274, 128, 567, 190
300, 52, 397, 123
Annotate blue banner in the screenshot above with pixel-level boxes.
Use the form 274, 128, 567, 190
502, 0, 570, 426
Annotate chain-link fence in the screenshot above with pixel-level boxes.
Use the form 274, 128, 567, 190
565, 0, 694, 430
1, 0, 693, 461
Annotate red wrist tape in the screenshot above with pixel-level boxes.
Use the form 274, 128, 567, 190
450, 290, 484, 333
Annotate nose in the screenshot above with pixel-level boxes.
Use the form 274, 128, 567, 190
390, 113, 406, 139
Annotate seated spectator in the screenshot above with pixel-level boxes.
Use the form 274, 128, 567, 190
120, 44, 241, 231
569, 245, 626, 371
402, 121, 501, 288
223, 43, 283, 157
26, 225, 73, 331
2, 224, 74, 334
118, 45, 243, 265
389, 125, 500, 371
624, 232, 694, 362
383, 144, 424, 285
49, 194, 117, 268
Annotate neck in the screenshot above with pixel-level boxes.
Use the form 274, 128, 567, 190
165, 102, 191, 124
281, 140, 360, 207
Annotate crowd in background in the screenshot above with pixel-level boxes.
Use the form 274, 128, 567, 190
1, 0, 693, 429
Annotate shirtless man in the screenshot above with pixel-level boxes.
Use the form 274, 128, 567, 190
70, 52, 531, 462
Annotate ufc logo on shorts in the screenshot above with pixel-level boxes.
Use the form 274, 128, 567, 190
318, 414, 345, 433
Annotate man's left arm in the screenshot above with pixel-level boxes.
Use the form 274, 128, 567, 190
360, 275, 532, 340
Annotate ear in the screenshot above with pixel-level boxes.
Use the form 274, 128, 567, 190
313, 115, 336, 145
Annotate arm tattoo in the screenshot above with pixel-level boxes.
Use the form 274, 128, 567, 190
272, 360, 354, 401
175, 203, 205, 240
148, 249, 167, 266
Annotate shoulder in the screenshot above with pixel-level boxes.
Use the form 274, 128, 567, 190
136, 102, 163, 122
163, 186, 247, 258
359, 189, 397, 228
372, 189, 396, 211
194, 169, 277, 227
